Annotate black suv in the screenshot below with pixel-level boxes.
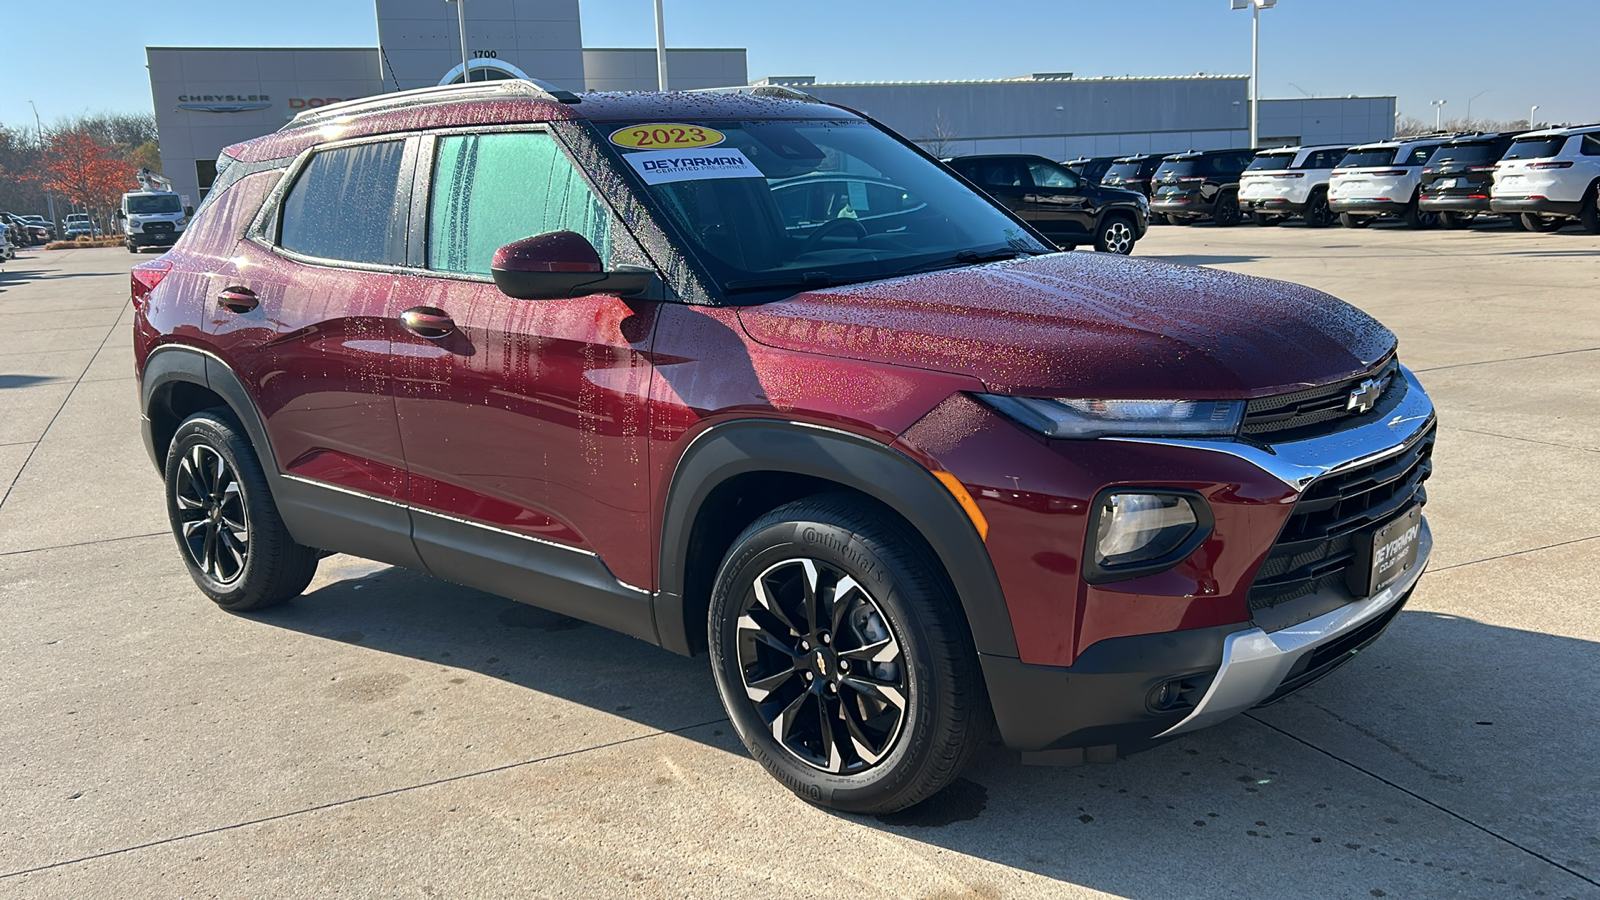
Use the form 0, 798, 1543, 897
1419, 132, 1522, 229
1064, 155, 1118, 185
1149, 148, 1256, 226
1100, 154, 1164, 200
946, 154, 1149, 253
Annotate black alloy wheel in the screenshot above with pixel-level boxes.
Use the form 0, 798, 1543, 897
1304, 190, 1335, 228
1094, 216, 1137, 254
1402, 197, 1437, 229
173, 442, 251, 585
734, 557, 909, 774
1213, 193, 1241, 227
709, 494, 988, 814
165, 411, 319, 610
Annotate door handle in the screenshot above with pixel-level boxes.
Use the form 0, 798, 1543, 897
400, 307, 455, 339
217, 286, 258, 313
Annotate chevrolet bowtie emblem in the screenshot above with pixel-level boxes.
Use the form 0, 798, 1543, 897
1347, 377, 1387, 414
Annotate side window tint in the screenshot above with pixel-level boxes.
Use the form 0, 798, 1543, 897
279, 141, 406, 264
1027, 161, 1079, 190
976, 162, 1023, 188
429, 132, 612, 276
1582, 135, 1600, 157
1406, 146, 1434, 166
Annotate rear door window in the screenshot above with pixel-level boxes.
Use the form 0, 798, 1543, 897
1026, 161, 1079, 190
428, 131, 612, 276
278, 140, 407, 265
970, 160, 1026, 189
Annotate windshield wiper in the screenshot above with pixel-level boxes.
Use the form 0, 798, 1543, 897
893, 247, 1044, 277
723, 271, 841, 294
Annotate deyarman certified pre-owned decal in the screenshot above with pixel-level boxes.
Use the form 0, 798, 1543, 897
625, 148, 764, 185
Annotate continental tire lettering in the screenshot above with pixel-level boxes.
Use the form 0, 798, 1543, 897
800, 527, 883, 584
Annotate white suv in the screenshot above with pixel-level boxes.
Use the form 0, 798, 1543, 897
1239, 145, 1347, 227
1491, 125, 1600, 234
1328, 137, 1448, 229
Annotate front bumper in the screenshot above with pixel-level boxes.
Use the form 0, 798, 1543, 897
1490, 196, 1582, 216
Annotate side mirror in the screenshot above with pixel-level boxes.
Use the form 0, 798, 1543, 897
114, 210, 125, 220
490, 231, 655, 300
185, 206, 194, 216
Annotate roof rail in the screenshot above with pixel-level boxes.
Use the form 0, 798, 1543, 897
285, 79, 580, 130
685, 84, 825, 104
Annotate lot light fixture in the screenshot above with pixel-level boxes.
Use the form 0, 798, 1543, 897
1530, 105, 1539, 129
1231, 0, 1275, 148
1431, 99, 1447, 131
655, 0, 669, 90
445, 0, 470, 84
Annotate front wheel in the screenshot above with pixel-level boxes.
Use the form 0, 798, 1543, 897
1212, 194, 1241, 227
1094, 215, 1137, 254
708, 494, 988, 814
164, 411, 319, 611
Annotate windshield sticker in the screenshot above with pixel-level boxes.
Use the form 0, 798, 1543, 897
610, 124, 725, 150
625, 148, 764, 185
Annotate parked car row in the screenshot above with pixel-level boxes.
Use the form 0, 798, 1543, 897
1, 212, 54, 245
1067, 122, 1600, 234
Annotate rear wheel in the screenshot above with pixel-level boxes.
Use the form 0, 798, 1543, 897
1521, 213, 1564, 233
1339, 213, 1370, 228
1251, 212, 1281, 226
1164, 214, 1191, 226
708, 494, 988, 814
1506, 213, 1529, 231
1303, 190, 1335, 228
164, 411, 319, 611
1401, 198, 1436, 229
1094, 215, 1137, 254
1437, 212, 1472, 230
1213, 193, 1241, 227
1580, 183, 1600, 235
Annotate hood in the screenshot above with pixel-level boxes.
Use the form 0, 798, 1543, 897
736, 252, 1396, 398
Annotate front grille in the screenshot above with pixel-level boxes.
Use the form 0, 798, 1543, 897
1241, 355, 1399, 442
1248, 425, 1433, 614
143, 222, 175, 234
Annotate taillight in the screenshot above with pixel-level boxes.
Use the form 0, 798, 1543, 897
1280, 172, 1305, 178
130, 259, 173, 310
1176, 176, 1204, 184
1467, 166, 1495, 172
1526, 161, 1574, 170
1366, 170, 1408, 177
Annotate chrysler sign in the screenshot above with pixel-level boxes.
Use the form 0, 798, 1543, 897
177, 94, 273, 113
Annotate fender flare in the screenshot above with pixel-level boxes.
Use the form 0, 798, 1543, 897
141, 344, 282, 479
653, 419, 1020, 659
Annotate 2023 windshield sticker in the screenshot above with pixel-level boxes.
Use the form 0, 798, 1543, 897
623, 148, 764, 185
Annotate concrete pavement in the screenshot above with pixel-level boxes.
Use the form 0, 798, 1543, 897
1, 229, 1597, 899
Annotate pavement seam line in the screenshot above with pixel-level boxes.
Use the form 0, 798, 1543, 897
1430, 533, 1600, 573
1244, 714, 1600, 890
1446, 425, 1598, 455
0, 716, 731, 881
0, 304, 127, 510
0, 531, 169, 557
1414, 345, 1600, 374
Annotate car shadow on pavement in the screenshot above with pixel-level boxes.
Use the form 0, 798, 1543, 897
257, 563, 1600, 894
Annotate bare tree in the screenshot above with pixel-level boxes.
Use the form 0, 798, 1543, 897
918, 111, 960, 158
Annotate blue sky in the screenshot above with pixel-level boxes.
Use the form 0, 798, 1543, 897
4, 0, 1597, 133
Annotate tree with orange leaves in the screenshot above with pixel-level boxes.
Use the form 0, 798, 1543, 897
42, 132, 135, 230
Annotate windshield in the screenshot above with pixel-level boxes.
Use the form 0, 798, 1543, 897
1503, 136, 1566, 160
1338, 148, 1400, 168
127, 194, 182, 214
1246, 152, 1295, 172
601, 119, 1047, 294
1426, 141, 1503, 166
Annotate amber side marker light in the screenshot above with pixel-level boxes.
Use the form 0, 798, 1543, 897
933, 471, 989, 542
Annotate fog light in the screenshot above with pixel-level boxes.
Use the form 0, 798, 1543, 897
1094, 493, 1200, 569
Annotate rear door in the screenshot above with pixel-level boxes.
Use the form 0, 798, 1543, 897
1022, 159, 1093, 239
391, 128, 661, 628
212, 137, 425, 568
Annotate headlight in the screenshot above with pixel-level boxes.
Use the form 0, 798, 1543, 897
1087, 491, 1212, 582
979, 396, 1243, 439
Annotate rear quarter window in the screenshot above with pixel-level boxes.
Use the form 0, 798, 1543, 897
278, 140, 407, 265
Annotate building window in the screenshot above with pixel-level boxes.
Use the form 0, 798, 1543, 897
195, 159, 219, 204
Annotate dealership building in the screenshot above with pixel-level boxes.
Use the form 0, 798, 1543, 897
148, 0, 1394, 206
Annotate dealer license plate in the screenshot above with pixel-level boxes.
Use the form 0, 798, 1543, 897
1370, 506, 1423, 595
1436, 178, 1458, 189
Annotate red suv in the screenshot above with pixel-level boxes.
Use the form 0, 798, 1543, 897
133, 81, 1435, 814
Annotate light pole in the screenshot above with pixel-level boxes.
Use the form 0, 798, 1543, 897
1530, 105, 1539, 129
445, 0, 471, 84
1466, 90, 1489, 125
1431, 99, 1447, 131
1231, 0, 1276, 148
28, 100, 59, 237
654, 0, 669, 90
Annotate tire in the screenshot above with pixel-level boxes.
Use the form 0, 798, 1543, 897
1507, 213, 1528, 231
1213, 193, 1241, 227
1401, 197, 1436, 229
1303, 191, 1335, 228
1093, 215, 1137, 254
1580, 183, 1600, 235
1250, 212, 1281, 226
707, 493, 988, 814
1339, 212, 1369, 229
1521, 213, 1564, 233
1436, 212, 1472, 230
164, 411, 319, 611
127, 244, 138, 253
1165, 214, 1191, 226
